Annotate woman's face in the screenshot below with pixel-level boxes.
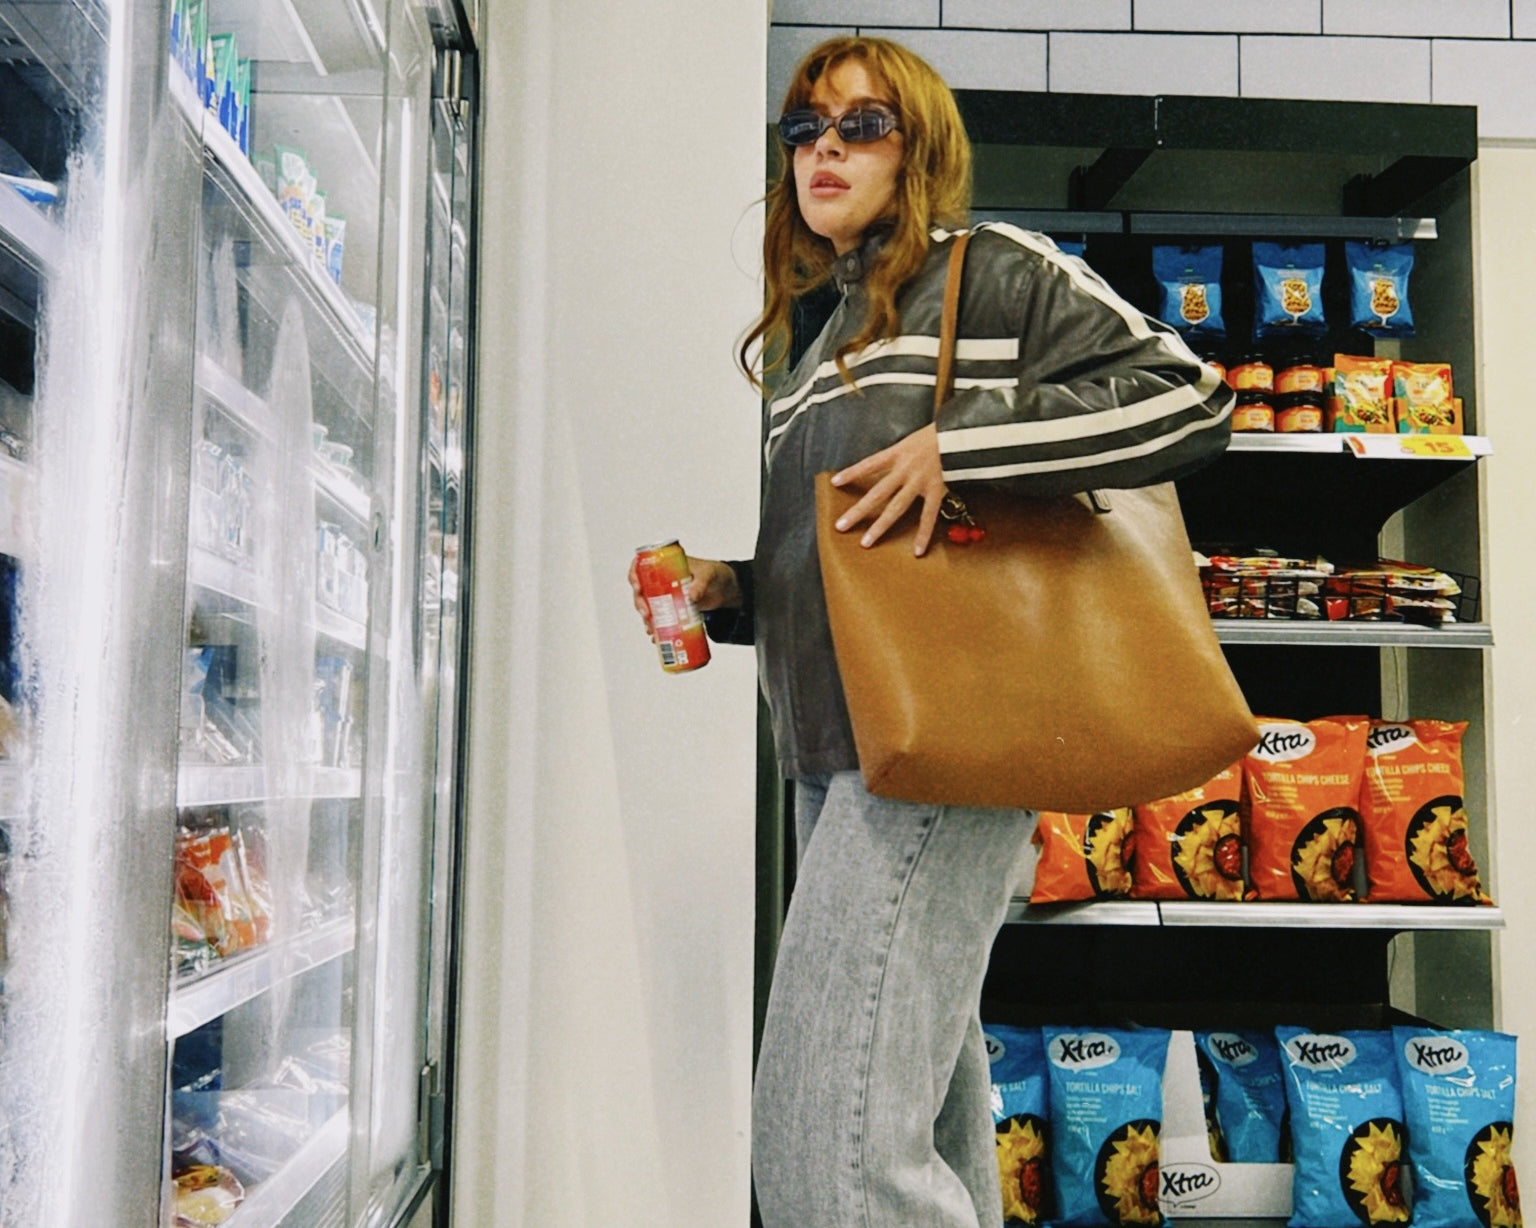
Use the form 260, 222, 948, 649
793, 60, 904, 256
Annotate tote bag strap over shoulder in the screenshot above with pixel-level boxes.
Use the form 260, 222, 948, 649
934, 230, 972, 412
936, 232, 1112, 517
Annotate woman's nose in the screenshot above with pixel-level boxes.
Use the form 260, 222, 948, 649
814, 124, 845, 154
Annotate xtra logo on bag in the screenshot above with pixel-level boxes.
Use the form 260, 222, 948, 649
1251, 722, 1318, 763
1282, 1033, 1359, 1072
1048, 1032, 1122, 1071
1401, 1035, 1470, 1076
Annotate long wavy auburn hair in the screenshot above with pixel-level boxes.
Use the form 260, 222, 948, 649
738, 37, 973, 391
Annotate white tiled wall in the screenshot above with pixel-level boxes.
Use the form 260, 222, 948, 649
1048, 31, 1238, 95
770, 0, 1536, 138
1322, 0, 1510, 39
1134, 0, 1320, 34
942, 0, 1130, 31
1240, 35, 1431, 105
861, 27, 1048, 91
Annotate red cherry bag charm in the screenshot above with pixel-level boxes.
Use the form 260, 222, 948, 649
940, 490, 986, 545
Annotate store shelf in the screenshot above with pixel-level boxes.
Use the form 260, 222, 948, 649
1007, 899, 1503, 929
314, 602, 366, 649
1180, 441, 1483, 559
1225, 433, 1491, 457
970, 209, 1437, 242
169, 66, 375, 369
169, 915, 355, 1038
1131, 212, 1436, 240
958, 89, 1476, 215
1212, 621, 1493, 648
1158, 901, 1503, 929
178, 764, 266, 806
225, 1107, 349, 1228
1005, 900, 1161, 925
971, 208, 1124, 234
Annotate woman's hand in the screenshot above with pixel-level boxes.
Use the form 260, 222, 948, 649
831, 423, 947, 555
628, 555, 742, 637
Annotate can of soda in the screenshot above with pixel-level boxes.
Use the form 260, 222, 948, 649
634, 540, 712, 673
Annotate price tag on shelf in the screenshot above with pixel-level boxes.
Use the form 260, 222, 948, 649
1344, 434, 1476, 460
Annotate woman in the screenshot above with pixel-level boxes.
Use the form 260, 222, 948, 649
630, 36, 1234, 1228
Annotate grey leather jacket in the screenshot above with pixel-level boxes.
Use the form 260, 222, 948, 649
707, 223, 1235, 780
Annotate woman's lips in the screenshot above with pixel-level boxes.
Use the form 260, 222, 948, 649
809, 171, 849, 194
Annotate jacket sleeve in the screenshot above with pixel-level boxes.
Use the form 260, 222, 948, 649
702, 559, 755, 646
936, 231, 1234, 498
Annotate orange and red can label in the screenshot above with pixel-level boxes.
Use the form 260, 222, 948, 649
635, 541, 711, 673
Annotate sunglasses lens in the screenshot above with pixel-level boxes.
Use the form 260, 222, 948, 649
838, 109, 895, 142
778, 110, 825, 145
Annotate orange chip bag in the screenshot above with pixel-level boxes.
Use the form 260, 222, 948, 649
1244, 717, 1368, 901
1029, 809, 1134, 904
1361, 720, 1491, 904
1130, 763, 1246, 900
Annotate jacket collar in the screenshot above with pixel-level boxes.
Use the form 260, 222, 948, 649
831, 223, 894, 292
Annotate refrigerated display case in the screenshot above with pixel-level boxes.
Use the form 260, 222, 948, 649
0, 0, 476, 1222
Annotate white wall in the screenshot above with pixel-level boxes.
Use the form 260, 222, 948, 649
450, 3, 767, 1225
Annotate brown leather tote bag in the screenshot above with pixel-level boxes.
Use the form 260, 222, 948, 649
815, 231, 1258, 812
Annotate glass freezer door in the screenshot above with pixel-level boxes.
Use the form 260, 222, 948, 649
164, 0, 458, 1222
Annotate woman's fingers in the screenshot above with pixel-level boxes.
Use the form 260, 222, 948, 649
832, 425, 948, 552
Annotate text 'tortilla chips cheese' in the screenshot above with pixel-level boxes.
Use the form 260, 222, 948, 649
1361, 720, 1491, 905
1244, 717, 1369, 902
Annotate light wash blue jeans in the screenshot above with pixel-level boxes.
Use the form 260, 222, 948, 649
753, 771, 1038, 1228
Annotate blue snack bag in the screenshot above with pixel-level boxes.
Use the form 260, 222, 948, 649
1393, 1026, 1521, 1228
1276, 1027, 1408, 1228
1196, 1030, 1288, 1163
1254, 243, 1327, 338
1154, 245, 1226, 339
1347, 242, 1415, 337
986, 1024, 1052, 1226
1043, 1026, 1170, 1227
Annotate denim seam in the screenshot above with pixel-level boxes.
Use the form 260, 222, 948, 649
850, 801, 946, 1228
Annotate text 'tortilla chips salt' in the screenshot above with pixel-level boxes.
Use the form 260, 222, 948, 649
1276, 1026, 1408, 1228
1043, 1026, 1171, 1227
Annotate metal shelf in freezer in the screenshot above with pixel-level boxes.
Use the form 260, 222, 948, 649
168, 915, 355, 1038
177, 764, 362, 808
313, 462, 369, 523
197, 355, 272, 440
178, 764, 267, 807
222, 1107, 348, 1228
0, 177, 62, 280
314, 602, 366, 650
